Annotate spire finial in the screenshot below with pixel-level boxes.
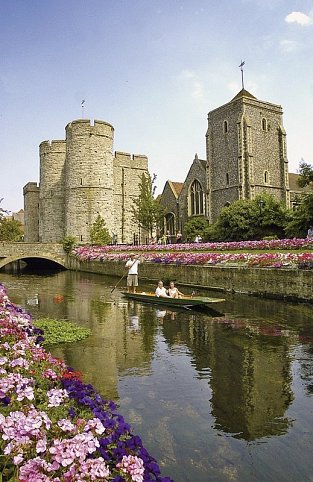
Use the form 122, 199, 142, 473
239, 60, 245, 90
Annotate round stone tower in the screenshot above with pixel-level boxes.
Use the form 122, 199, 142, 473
39, 140, 66, 242
64, 119, 115, 242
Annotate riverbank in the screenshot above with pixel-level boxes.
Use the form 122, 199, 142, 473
67, 257, 313, 303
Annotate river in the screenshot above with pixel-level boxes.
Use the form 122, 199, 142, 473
1, 268, 313, 481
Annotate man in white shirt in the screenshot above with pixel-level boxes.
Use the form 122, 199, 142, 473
155, 280, 170, 297
125, 253, 142, 293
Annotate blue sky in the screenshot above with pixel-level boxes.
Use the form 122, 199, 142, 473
1, 0, 313, 213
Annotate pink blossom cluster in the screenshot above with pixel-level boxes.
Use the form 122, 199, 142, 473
116, 454, 145, 482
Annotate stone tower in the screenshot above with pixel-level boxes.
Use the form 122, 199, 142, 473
64, 120, 114, 242
39, 140, 66, 242
23, 182, 40, 242
206, 89, 290, 222
23, 118, 149, 244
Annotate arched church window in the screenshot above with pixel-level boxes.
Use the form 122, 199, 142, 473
262, 118, 267, 131
226, 173, 229, 186
165, 212, 175, 236
223, 120, 228, 133
264, 170, 269, 183
190, 180, 204, 215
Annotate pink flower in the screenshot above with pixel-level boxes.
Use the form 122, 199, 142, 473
117, 455, 144, 482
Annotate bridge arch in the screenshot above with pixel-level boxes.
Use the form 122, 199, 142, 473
0, 255, 67, 270
0, 243, 68, 270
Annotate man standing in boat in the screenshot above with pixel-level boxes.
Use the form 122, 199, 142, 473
125, 253, 143, 294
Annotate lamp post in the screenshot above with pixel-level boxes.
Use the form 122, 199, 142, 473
258, 199, 265, 214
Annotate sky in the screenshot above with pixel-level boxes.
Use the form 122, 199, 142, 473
1, 0, 313, 213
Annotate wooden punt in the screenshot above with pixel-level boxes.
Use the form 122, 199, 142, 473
122, 291, 225, 310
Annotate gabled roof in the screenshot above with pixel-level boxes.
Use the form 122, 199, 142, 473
288, 173, 312, 192
231, 88, 257, 102
169, 181, 184, 198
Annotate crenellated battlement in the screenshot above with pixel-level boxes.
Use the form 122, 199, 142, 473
39, 140, 66, 155
23, 182, 39, 195
65, 119, 114, 139
114, 151, 148, 169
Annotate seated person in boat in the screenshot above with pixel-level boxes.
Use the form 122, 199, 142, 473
167, 281, 184, 299
155, 280, 170, 297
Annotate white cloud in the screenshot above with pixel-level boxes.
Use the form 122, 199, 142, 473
179, 70, 206, 101
285, 11, 313, 26
280, 39, 302, 52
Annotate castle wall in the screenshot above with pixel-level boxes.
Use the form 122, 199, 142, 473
39, 140, 66, 242
23, 182, 39, 242
113, 151, 148, 244
64, 120, 115, 243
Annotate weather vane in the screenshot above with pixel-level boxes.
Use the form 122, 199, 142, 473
81, 99, 85, 118
239, 60, 245, 90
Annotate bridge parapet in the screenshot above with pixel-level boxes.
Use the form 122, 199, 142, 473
0, 243, 68, 269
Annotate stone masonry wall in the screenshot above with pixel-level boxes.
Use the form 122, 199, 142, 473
113, 152, 148, 244
39, 140, 66, 242
23, 183, 40, 242
206, 95, 289, 222
67, 258, 313, 302
65, 120, 115, 243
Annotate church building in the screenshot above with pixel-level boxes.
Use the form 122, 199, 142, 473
160, 88, 302, 239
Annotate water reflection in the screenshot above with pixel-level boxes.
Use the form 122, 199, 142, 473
1, 270, 313, 481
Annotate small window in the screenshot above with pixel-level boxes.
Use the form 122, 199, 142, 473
264, 171, 269, 183
80, 178, 83, 185
223, 120, 228, 133
262, 118, 267, 131
226, 173, 229, 186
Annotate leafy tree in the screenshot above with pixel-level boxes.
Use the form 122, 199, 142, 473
285, 193, 313, 238
90, 215, 111, 245
62, 235, 77, 253
214, 195, 287, 241
298, 160, 313, 188
132, 173, 164, 237
0, 217, 23, 241
184, 216, 210, 242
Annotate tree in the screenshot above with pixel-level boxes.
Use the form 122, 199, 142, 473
214, 195, 287, 241
298, 160, 313, 188
90, 215, 111, 245
0, 217, 23, 241
285, 193, 313, 238
183, 216, 210, 242
132, 173, 164, 237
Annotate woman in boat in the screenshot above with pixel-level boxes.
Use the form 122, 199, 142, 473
167, 281, 184, 299
155, 280, 170, 298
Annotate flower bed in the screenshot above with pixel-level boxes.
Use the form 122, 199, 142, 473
73, 238, 313, 256
0, 283, 172, 482
73, 243, 313, 269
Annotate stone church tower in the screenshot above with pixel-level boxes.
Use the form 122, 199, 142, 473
24, 119, 149, 244
206, 89, 290, 222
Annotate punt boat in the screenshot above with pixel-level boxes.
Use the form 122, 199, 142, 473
122, 291, 225, 310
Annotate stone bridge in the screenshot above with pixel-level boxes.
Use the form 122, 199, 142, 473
0, 243, 68, 269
